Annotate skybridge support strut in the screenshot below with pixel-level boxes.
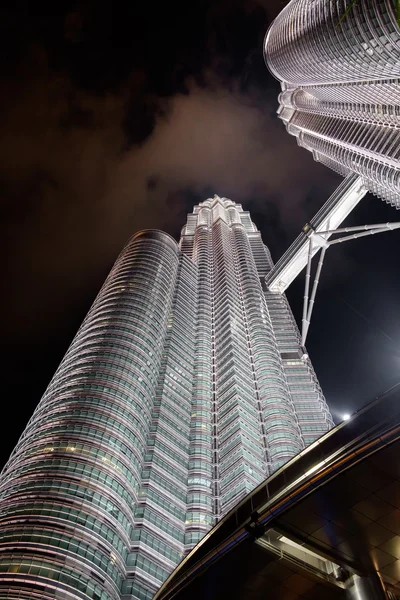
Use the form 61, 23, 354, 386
300, 222, 400, 349
266, 174, 368, 294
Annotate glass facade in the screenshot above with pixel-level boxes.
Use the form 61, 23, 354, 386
264, 0, 400, 208
0, 200, 333, 600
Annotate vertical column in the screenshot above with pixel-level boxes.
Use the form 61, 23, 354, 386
232, 225, 303, 473
0, 230, 180, 600
213, 216, 267, 515
345, 574, 388, 600
124, 254, 197, 598
185, 215, 214, 550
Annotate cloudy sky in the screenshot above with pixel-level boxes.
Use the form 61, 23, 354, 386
1, 0, 399, 466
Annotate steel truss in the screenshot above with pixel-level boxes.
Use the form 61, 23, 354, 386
301, 221, 400, 351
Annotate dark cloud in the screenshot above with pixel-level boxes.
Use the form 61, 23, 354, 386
0, 0, 340, 342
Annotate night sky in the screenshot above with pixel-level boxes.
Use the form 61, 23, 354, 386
1, 1, 399, 468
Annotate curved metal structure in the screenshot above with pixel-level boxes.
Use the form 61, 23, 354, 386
155, 383, 400, 600
265, 0, 400, 84
0, 230, 182, 600
264, 0, 400, 209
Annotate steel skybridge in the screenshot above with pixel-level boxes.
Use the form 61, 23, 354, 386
265, 174, 400, 347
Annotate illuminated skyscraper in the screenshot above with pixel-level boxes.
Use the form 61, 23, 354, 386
0, 197, 333, 600
264, 0, 400, 208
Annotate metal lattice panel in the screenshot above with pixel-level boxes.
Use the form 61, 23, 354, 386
265, 0, 400, 85
265, 0, 400, 210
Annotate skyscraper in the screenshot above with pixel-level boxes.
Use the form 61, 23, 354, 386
0, 196, 333, 600
264, 0, 400, 209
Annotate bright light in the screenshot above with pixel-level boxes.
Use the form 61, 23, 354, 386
343, 413, 351, 421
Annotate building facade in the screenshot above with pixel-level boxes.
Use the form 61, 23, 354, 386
0, 197, 333, 600
264, 0, 400, 209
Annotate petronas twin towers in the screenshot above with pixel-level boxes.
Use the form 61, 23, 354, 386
1, 0, 398, 597
0, 196, 332, 600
